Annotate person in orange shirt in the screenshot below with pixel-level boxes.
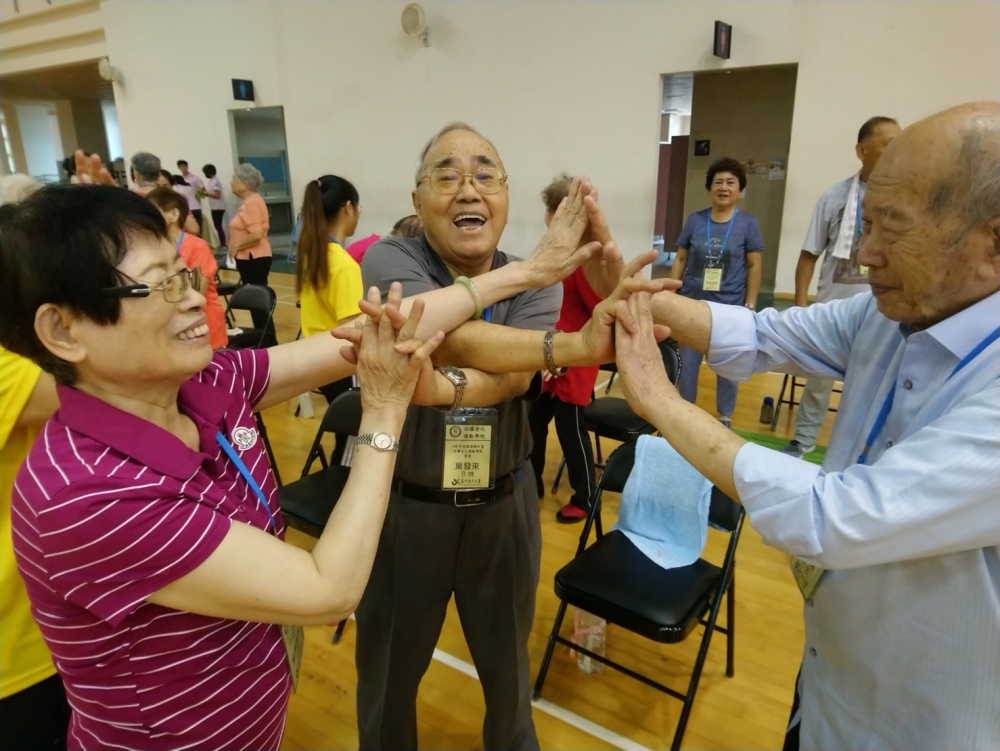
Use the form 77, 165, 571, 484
146, 188, 228, 349
228, 163, 272, 287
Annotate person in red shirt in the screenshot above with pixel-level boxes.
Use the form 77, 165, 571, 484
529, 175, 604, 523
146, 188, 228, 349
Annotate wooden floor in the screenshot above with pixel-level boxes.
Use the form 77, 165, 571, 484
232, 270, 838, 751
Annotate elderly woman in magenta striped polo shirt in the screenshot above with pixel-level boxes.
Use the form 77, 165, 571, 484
0, 180, 603, 750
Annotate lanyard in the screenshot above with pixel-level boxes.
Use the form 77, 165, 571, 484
175, 231, 186, 253
706, 209, 738, 260
329, 236, 341, 246
855, 192, 863, 241
216, 431, 279, 534
857, 325, 1000, 464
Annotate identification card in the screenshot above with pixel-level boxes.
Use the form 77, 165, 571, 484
789, 558, 826, 600
859, 265, 869, 275
442, 408, 498, 490
281, 624, 304, 692
703, 266, 723, 292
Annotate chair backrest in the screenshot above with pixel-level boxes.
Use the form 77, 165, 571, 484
318, 389, 363, 437
707, 486, 743, 532
596, 440, 637, 495
660, 339, 681, 386
228, 283, 275, 315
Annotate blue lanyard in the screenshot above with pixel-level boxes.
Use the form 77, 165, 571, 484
857, 325, 1000, 464
175, 231, 186, 253
329, 236, 341, 246
706, 209, 738, 259
215, 431, 279, 534
483, 306, 493, 323
855, 192, 863, 240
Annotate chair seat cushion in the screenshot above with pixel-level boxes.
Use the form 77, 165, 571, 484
554, 530, 721, 643
584, 397, 653, 442
227, 328, 266, 349
217, 282, 239, 296
277, 466, 351, 537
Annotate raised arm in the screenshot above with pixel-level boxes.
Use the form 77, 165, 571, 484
148, 296, 444, 625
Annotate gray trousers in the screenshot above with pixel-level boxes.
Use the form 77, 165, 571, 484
793, 377, 836, 446
355, 466, 542, 751
678, 344, 739, 417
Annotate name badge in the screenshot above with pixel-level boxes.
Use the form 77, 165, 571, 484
281, 624, 304, 691
442, 408, 498, 490
789, 558, 826, 600
703, 266, 724, 292
859, 265, 869, 276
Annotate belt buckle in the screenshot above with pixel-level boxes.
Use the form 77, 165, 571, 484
454, 489, 487, 508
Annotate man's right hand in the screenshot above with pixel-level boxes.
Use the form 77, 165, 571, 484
522, 176, 602, 288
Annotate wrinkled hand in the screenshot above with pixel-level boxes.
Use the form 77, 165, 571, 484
614, 290, 677, 421
343, 285, 444, 412
523, 176, 603, 287
580, 250, 677, 363
579, 190, 625, 298
69, 150, 115, 185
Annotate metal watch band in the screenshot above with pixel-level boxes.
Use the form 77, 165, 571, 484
543, 330, 568, 377
356, 432, 399, 452
437, 366, 467, 410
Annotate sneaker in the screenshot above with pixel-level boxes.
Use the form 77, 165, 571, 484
556, 503, 588, 524
781, 440, 815, 458
719, 416, 733, 429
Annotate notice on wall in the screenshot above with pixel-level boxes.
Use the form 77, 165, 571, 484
768, 158, 786, 181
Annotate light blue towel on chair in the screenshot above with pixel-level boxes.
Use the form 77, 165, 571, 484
612, 435, 712, 570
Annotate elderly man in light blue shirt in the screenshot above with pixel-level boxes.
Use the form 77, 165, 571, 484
610, 101, 1000, 750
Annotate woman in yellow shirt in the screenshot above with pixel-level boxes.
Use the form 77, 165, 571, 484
297, 174, 364, 408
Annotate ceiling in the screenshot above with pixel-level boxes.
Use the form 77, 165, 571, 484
661, 72, 693, 115
0, 60, 113, 102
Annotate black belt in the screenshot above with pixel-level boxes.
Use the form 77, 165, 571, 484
399, 466, 521, 508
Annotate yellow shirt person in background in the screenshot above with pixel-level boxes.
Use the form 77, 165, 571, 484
296, 175, 364, 416
0, 347, 70, 747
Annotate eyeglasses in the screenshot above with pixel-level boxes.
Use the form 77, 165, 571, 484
418, 167, 508, 196
103, 267, 203, 303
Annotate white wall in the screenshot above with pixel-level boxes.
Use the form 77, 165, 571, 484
101, 100, 122, 160
15, 103, 62, 178
100, 0, 1000, 293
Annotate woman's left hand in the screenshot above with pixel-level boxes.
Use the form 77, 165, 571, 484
70, 149, 115, 185
614, 290, 678, 422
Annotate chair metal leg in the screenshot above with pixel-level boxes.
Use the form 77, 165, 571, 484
255, 413, 282, 487
604, 371, 616, 395
770, 374, 790, 431
551, 456, 566, 494
532, 600, 569, 700
594, 434, 604, 465
332, 618, 348, 644
726, 573, 735, 678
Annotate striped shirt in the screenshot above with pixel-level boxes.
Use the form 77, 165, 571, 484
11, 349, 291, 751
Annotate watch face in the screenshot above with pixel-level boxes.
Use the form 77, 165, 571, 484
373, 433, 394, 450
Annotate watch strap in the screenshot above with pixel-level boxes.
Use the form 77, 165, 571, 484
543, 330, 568, 377
356, 432, 399, 452
437, 367, 467, 410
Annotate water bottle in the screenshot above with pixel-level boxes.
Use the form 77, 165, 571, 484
759, 396, 775, 424
573, 608, 606, 674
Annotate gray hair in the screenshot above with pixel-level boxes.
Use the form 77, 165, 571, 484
0, 174, 41, 206
928, 112, 1000, 242
233, 162, 264, 192
415, 122, 498, 184
130, 151, 161, 182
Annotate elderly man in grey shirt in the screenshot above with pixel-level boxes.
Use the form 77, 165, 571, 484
357, 123, 631, 751
782, 116, 900, 457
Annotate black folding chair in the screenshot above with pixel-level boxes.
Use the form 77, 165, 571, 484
769, 374, 843, 431
551, 340, 681, 493
215, 272, 240, 327
276, 389, 363, 644
225, 284, 277, 350
600, 362, 618, 395
534, 441, 745, 751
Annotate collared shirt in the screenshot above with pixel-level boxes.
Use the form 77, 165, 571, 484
11, 350, 290, 751
205, 176, 226, 211
361, 235, 561, 486
706, 291, 1000, 750
802, 176, 871, 302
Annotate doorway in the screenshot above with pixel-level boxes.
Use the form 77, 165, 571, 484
653, 64, 799, 308
229, 106, 294, 262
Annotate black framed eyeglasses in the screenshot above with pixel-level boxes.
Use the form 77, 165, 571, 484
103, 267, 203, 303
417, 167, 508, 196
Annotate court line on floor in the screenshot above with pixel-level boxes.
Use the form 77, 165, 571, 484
431, 648, 654, 751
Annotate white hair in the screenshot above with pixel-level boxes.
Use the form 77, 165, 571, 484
233, 162, 264, 192
415, 122, 499, 184
0, 174, 42, 206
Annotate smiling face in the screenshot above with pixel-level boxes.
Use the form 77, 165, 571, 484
858, 110, 1000, 328
68, 235, 213, 390
412, 128, 509, 275
709, 171, 741, 209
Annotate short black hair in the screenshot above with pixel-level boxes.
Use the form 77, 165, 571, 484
203, 164, 217, 178
705, 158, 746, 191
0, 185, 167, 385
858, 116, 898, 144
177, 160, 188, 168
